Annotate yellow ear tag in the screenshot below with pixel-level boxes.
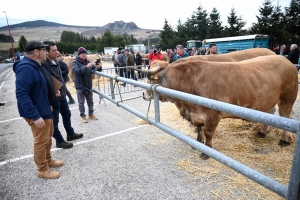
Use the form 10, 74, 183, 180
153, 75, 159, 80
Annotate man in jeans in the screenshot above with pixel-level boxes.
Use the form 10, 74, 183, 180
42, 41, 83, 148
72, 47, 99, 123
13, 40, 63, 179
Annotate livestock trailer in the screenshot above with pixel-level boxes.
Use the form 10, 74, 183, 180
202, 34, 269, 54
186, 40, 202, 50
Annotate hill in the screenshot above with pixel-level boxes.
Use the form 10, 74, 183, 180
0, 20, 159, 42
0, 20, 99, 30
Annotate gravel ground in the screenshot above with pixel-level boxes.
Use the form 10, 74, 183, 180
0, 63, 299, 199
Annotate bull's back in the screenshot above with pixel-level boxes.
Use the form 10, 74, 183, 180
174, 48, 275, 63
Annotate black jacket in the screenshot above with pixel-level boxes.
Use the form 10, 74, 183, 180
287, 48, 299, 64
58, 60, 69, 82
135, 53, 142, 65
42, 59, 67, 101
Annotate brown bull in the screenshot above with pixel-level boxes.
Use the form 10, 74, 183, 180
63, 54, 102, 82
142, 55, 298, 159
174, 48, 277, 134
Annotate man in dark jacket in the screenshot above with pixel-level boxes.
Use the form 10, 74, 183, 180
13, 40, 63, 179
125, 49, 137, 83
56, 52, 75, 104
135, 50, 143, 79
72, 47, 98, 123
116, 49, 126, 78
287, 44, 299, 64
43, 41, 83, 149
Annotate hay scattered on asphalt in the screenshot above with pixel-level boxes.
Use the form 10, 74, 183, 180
144, 102, 295, 199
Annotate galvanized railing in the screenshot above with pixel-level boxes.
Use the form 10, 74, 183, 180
93, 68, 300, 200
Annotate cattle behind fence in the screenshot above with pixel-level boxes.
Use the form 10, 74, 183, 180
93, 69, 300, 200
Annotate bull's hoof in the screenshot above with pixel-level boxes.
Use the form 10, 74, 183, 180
200, 153, 210, 160
279, 140, 290, 146
256, 131, 266, 138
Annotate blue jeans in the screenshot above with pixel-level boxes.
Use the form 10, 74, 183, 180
125, 68, 137, 80
52, 98, 75, 143
114, 63, 118, 74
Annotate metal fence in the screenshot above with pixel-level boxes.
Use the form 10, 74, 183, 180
92, 68, 300, 200
94, 66, 147, 99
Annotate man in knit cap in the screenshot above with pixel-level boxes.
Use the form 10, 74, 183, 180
72, 47, 98, 123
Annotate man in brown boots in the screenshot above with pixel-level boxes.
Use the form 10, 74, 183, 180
13, 41, 63, 179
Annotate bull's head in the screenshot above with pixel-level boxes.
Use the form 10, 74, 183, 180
134, 60, 169, 101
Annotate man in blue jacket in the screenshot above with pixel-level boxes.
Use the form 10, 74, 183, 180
13, 41, 63, 179
173, 45, 190, 62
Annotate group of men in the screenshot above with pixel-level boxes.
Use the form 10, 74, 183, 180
151, 43, 218, 63
112, 48, 143, 86
13, 41, 100, 179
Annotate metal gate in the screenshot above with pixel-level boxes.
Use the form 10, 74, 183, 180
93, 70, 300, 200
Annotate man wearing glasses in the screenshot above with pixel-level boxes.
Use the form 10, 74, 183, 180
13, 41, 63, 179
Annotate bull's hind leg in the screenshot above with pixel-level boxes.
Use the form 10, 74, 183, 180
256, 107, 275, 138
278, 96, 296, 146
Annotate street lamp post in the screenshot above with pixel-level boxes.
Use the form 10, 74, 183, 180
2, 11, 16, 61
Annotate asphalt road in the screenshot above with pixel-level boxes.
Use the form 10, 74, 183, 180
0, 63, 13, 74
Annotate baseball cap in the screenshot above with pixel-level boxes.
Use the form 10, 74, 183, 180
25, 40, 48, 52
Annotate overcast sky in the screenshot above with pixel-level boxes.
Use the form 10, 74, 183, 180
0, 0, 291, 30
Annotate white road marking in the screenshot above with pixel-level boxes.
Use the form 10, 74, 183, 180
0, 69, 13, 91
0, 125, 145, 166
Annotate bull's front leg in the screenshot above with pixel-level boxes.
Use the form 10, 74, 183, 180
199, 116, 220, 160
196, 125, 205, 143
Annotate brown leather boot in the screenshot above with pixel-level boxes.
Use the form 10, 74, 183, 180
81, 116, 88, 123
48, 160, 64, 168
89, 114, 98, 120
37, 169, 60, 179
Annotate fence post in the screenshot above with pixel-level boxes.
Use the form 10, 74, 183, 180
109, 78, 115, 100
153, 92, 160, 123
286, 130, 300, 200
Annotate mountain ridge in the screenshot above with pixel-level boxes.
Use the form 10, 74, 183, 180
0, 20, 159, 43
0, 19, 141, 31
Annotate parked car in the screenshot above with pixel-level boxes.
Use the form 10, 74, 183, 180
4, 58, 14, 63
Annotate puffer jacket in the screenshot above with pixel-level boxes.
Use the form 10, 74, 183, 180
72, 57, 96, 89
117, 53, 126, 67
13, 57, 53, 120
